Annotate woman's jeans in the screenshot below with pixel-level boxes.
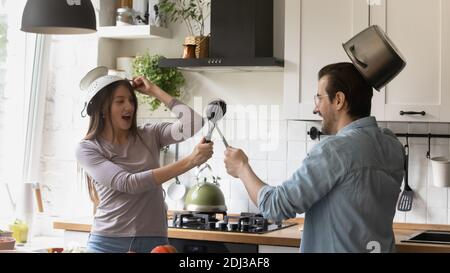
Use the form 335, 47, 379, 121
87, 234, 169, 253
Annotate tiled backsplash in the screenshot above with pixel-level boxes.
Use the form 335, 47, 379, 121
157, 117, 450, 225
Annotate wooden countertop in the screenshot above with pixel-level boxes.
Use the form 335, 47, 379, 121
53, 217, 450, 252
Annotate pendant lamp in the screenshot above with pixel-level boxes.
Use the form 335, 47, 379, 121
21, 0, 97, 34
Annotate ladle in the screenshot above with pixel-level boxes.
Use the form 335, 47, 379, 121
205, 99, 228, 147
167, 143, 186, 201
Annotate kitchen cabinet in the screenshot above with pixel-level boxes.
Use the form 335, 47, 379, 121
283, 0, 370, 120
370, 0, 450, 122
284, 0, 450, 122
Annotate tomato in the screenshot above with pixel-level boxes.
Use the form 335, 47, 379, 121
150, 244, 177, 253
48, 248, 64, 253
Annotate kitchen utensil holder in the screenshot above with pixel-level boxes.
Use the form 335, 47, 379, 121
308, 127, 450, 159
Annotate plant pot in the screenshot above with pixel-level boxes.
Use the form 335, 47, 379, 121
184, 36, 209, 58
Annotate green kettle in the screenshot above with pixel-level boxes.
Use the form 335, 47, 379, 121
183, 164, 227, 212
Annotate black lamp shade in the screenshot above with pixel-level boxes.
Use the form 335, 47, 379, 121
21, 0, 97, 34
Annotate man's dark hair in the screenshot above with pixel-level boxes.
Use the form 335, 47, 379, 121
318, 62, 373, 119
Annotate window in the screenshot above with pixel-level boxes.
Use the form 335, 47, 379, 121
0, 0, 45, 223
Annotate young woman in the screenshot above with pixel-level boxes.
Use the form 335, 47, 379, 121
76, 73, 213, 253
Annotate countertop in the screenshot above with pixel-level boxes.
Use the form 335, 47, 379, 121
53, 217, 450, 252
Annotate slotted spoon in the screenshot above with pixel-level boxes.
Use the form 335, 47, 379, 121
397, 143, 413, 211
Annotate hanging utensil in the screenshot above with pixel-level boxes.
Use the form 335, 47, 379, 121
397, 137, 413, 211
205, 99, 228, 146
167, 143, 187, 201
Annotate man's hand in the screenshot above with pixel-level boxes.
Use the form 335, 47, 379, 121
224, 147, 249, 178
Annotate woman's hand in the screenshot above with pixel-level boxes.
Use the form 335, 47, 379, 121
132, 76, 159, 97
189, 138, 214, 167
132, 76, 173, 106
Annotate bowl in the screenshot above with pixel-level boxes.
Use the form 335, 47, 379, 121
0, 230, 13, 238
0, 237, 16, 250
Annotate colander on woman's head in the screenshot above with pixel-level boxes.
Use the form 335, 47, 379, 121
79, 66, 126, 117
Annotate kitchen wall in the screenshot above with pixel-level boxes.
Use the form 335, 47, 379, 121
163, 117, 450, 225
36, 0, 450, 229
40, 36, 450, 225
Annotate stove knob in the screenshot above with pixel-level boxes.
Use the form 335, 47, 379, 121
255, 227, 264, 233
230, 223, 239, 231
219, 223, 228, 230
241, 224, 250, 232
208, 222, 216, 229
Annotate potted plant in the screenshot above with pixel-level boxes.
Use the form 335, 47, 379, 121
159, 0, 211, 58
132, 53, 185, 111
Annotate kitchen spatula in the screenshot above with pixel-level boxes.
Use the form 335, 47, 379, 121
397, 143, 413, 211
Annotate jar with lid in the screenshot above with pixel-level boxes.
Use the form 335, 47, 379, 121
116, 7, 134, 26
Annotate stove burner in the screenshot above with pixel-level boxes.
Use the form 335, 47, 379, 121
172, 211, 226, 230
170, 211, 296, 234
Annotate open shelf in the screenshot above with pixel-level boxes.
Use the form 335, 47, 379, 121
98, 25, 172, 40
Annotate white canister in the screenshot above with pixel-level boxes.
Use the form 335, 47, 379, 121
430, 157, 450, 187
116, 57, 134, 78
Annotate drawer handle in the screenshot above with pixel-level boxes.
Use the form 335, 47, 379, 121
400, 111, 426, 116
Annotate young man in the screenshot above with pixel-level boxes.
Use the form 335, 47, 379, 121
224, 63, 405, 253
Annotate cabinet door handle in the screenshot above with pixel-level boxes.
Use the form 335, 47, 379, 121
399, 111, 426, 116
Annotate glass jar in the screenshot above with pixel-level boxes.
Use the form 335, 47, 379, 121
116, 7, 134, 26
117, 0, 133, 9
9, 220, 29, 244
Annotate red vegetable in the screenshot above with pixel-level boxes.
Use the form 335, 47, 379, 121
150, 244, 177, 253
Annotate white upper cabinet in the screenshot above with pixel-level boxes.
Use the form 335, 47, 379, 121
370, 0, 450, 122
283, 0, 369, 120
284, 0, 450, 122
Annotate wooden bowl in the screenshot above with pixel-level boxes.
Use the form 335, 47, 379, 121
0, 237, 16, 250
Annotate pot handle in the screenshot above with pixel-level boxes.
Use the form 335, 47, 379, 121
348, 45, 368, 69
196, 163, 221, 185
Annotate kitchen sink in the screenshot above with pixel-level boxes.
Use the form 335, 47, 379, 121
402, 230, 450, 245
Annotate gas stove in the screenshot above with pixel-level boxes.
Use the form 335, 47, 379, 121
168, 211, 297, 234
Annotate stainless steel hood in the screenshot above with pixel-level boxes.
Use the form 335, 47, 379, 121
158, 0, 283, 71
159, 57, 283, 72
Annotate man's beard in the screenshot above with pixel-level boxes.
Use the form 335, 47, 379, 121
321, 115, 335, 135
321, 119, 331, 135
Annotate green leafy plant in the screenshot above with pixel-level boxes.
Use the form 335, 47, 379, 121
159, 0, 211, 36
132, 53, 185, 111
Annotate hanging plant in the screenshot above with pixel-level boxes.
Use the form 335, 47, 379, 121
132, 53, 185, 111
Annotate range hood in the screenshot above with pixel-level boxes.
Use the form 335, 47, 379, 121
158, 0, 283, 71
